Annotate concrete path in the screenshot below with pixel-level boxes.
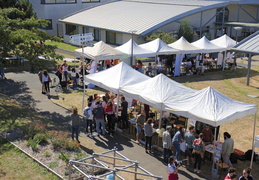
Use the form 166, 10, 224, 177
0, 72, 209, 180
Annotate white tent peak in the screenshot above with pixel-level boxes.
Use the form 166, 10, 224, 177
191, 36, 225, 53
74, 41, 128, 61
168, 36, 201, 53
211, 34, 237, 48
139, 38, 180, 55
116, 39, 156, 58
84, 61, 150, 93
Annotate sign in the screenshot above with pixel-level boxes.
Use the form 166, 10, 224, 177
69, 33, 94, 45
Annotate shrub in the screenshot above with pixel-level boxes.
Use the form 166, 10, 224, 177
34, 133, 48, 144
27, 139, 38, 151
23, 122, 47, 139
64, 139, 79, 152
44, 151, 52, 157
47, 130, 70, 150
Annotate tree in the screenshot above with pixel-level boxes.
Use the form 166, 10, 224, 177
145, 31, 176, 44
177, 20, 194, 42
0, 0, 62, 72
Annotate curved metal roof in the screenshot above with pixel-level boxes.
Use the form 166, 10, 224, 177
60, 0, 255, 36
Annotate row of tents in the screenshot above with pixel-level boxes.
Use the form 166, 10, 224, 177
75, 34, 236, 62
85, 61, 257, 168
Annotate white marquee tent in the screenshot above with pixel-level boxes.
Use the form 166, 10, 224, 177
120, 73, 196, 110
191, 36, 225, 53
74, 41, 129, 61
168, 36, 202, 54
139, 38, 180, 55
116, 39, 156, 59
84, 61, 150, 94
165, 86, 257, 127
211, 34, 237, 49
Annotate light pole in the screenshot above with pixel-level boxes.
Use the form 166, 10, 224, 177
129, 30, 137, 66
234, 26, 242, 44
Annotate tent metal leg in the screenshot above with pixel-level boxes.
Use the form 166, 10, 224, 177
250, 113, 257, 169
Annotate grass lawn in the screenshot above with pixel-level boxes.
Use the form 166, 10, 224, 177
45, 40, 78, 52
0, 136, 60, 180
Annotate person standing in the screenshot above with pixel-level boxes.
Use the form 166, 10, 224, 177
167, 156, 180, 180
224, 167, 237, 180
70, 67, 78, 89
42, 70, 51, 96
105, 100, 115, 135
201, 124, 213, 145
136, 110, 146, 144
120, 97, 128, 130
163, 126, 173, 164
93, 101, 106, 136
38, 68, 46, 94
193, 133, 205, 174
172, 127, 185, 161
83, 102, 93, 137
222, 132, 234, 167
185, 126, 195, 166
144, 118, 153, 153
61, 60, 68, 82
71, 106, 81, 143
0, 58, 6, 80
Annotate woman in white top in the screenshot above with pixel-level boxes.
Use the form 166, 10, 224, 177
42, 70, 51, 96
167, 156, 179, 180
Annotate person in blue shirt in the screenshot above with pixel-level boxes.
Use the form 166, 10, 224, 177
172, 127, 185, 161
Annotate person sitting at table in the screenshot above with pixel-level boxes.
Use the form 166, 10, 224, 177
201, 124, 213, 145
145, 63, 153, 76
136, 110, 146, 144
185, 59, 193, 75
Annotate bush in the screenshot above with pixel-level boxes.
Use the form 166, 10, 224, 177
27, 139, 38, 151
23, 122, 46, 139
64, 139, 79, 151
47, 130, 70, 150
34, 133, 48, 144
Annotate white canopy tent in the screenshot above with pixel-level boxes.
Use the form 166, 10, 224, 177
168, 37, 202, 54
139, 38, 180, 55
84, 61, 150, 94
120, 73, 196, 110
211, 34, 237, 49
116, 39, 156, 65
168, 37, 202, 77
74, 41, 129, 61
165, 86, 257, 126
191, 36, 226, 53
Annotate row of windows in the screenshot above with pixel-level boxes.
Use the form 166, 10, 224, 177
65, 24, 116, 44
41, 0, 100, 4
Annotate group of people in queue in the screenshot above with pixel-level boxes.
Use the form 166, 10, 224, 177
70, 93, 130, 142
163, 121, 237, 180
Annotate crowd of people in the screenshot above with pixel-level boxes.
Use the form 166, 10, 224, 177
161, 121, 252, 180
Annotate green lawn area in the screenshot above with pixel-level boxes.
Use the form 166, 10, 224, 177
0, 136, 60, 180
45, 40, 78, 52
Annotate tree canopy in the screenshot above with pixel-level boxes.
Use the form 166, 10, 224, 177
0, 0, 62, 71
145, 31, 176, 44
177, 20, 194, 42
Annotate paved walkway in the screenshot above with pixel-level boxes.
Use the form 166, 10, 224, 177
0, 72, 209, 180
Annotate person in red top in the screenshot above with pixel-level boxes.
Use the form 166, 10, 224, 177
224, 168, 236, 180
105, 100, 115, 135
201, 124, 213, 145
106, 59, 111, 68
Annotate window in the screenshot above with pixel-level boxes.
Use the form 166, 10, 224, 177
94, 29, 100, 41
82, 0, 100, 2
106, 31, 116, 44
83, 27, 89, 34
39, 19, 53, 30
66, 24, 77, 35
216, 8, 229, 23
41, 0, 76, 4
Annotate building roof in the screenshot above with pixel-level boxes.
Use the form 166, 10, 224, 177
232, 30, 259, 55
60, 0, 230, 36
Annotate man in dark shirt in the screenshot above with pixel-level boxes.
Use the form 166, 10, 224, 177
120, 96, 128, 130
